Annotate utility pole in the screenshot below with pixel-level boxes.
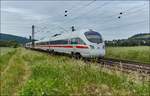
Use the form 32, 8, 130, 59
29, 35, 32, 41
32, 25, 35, 48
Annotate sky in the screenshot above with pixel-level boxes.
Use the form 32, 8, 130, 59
1, 0, 149, 40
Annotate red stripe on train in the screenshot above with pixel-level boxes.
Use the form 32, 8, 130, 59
76, 45, 89, 48
49, 45, 73, 48
36, 45, 88, 49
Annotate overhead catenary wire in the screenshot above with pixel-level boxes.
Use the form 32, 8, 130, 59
102, 3, 147, 19
34, 0, 97, 39
56, 1, 111, 32
34, 22, 71, 40
68, 2, 147, 25
35, 1, 96, 31
67, 0, 96, 14
36, 22, 69, 34
90, 4, 148, 28
35, 0, 110, 36
34, 1, 148, 40
63, 1, 111, 25
64, 0, 96, 16
67, 2, 148, 31
99, 20, 147, 31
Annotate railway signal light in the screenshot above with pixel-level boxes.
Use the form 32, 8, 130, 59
118, 16, 121, 19
65, 10, 67, 13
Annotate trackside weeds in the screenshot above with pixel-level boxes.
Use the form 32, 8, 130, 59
0, 48, 150, 96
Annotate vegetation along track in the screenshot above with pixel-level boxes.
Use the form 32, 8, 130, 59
97, 58, 150, 75
29, 48, 150, 75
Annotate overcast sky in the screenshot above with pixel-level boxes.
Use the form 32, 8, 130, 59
1, 0, 149, 40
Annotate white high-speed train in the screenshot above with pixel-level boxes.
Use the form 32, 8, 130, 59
25, 29, 105, 58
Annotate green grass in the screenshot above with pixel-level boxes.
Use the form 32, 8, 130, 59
106, 46, 150, 64
0, 48, 16, 72
0, 47, 15, 56
0, 48, 29, 96
20, 49, 149, 96
0, 48, 149, 96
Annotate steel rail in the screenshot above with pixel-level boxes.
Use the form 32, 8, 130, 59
27, 48, 150, 75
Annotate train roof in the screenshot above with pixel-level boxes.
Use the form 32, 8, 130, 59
34, 29, 98, 43
50, 29, 93, 40
35, 38, 50, 43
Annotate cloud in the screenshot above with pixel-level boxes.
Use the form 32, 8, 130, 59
1, 7, 49, 21
1, 1, 149, 40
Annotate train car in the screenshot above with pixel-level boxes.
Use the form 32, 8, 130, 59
25, 42, 32, 48
26, 29, 105, 58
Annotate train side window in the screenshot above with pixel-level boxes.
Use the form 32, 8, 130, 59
50, 39, 68, 45
55, 39, 68, 44
71, 38, 77, 44
63, 39, 68, 44
42, 42, 44, 45
52, 41, 55, 44
68, 39, 71, 44
41, 42, 44, 45
50, 41, 54, 45
45, 42, 47, 45
46, 42, 49, 45
55, 40, 59, 44
76, 38, 86, 45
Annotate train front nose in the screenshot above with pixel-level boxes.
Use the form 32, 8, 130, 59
89, 44, 105, 57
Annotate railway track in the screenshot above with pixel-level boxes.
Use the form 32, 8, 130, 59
28, 48, 150, 75
97, 58, 150, 74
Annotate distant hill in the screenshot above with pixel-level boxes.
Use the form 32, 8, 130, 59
129, 33, 150, 40
0, 33, 30, 44
105, 33, 150, 46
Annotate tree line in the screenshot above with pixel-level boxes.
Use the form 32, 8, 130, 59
105, 38, 150, 46
0, 41, 20, 48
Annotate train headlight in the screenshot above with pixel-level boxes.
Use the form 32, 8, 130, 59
89, 45, 95, 49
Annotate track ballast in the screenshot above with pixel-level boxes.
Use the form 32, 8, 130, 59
28, 48, 150, 75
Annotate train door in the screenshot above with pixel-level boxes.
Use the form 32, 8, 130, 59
71, 38, 77, 53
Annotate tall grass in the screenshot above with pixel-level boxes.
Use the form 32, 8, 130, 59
106, 46, 150, 64
0, 48, 149, 96
0, 48, 16, 72
0, 48, 29, 96
0, 47, 15, 56
20, 49, 150, 96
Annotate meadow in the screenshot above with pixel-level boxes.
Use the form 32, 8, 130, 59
106, 46, 150, 64
0, 47, 16, 55
0, 47, 149, 96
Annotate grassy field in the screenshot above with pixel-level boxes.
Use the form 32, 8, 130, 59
0, 47, 16, 56
0, 47, 149, 96
0, 47, 16, 72
106, 46, 150, 64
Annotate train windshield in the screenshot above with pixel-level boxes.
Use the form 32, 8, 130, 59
84, 31, 103, 44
